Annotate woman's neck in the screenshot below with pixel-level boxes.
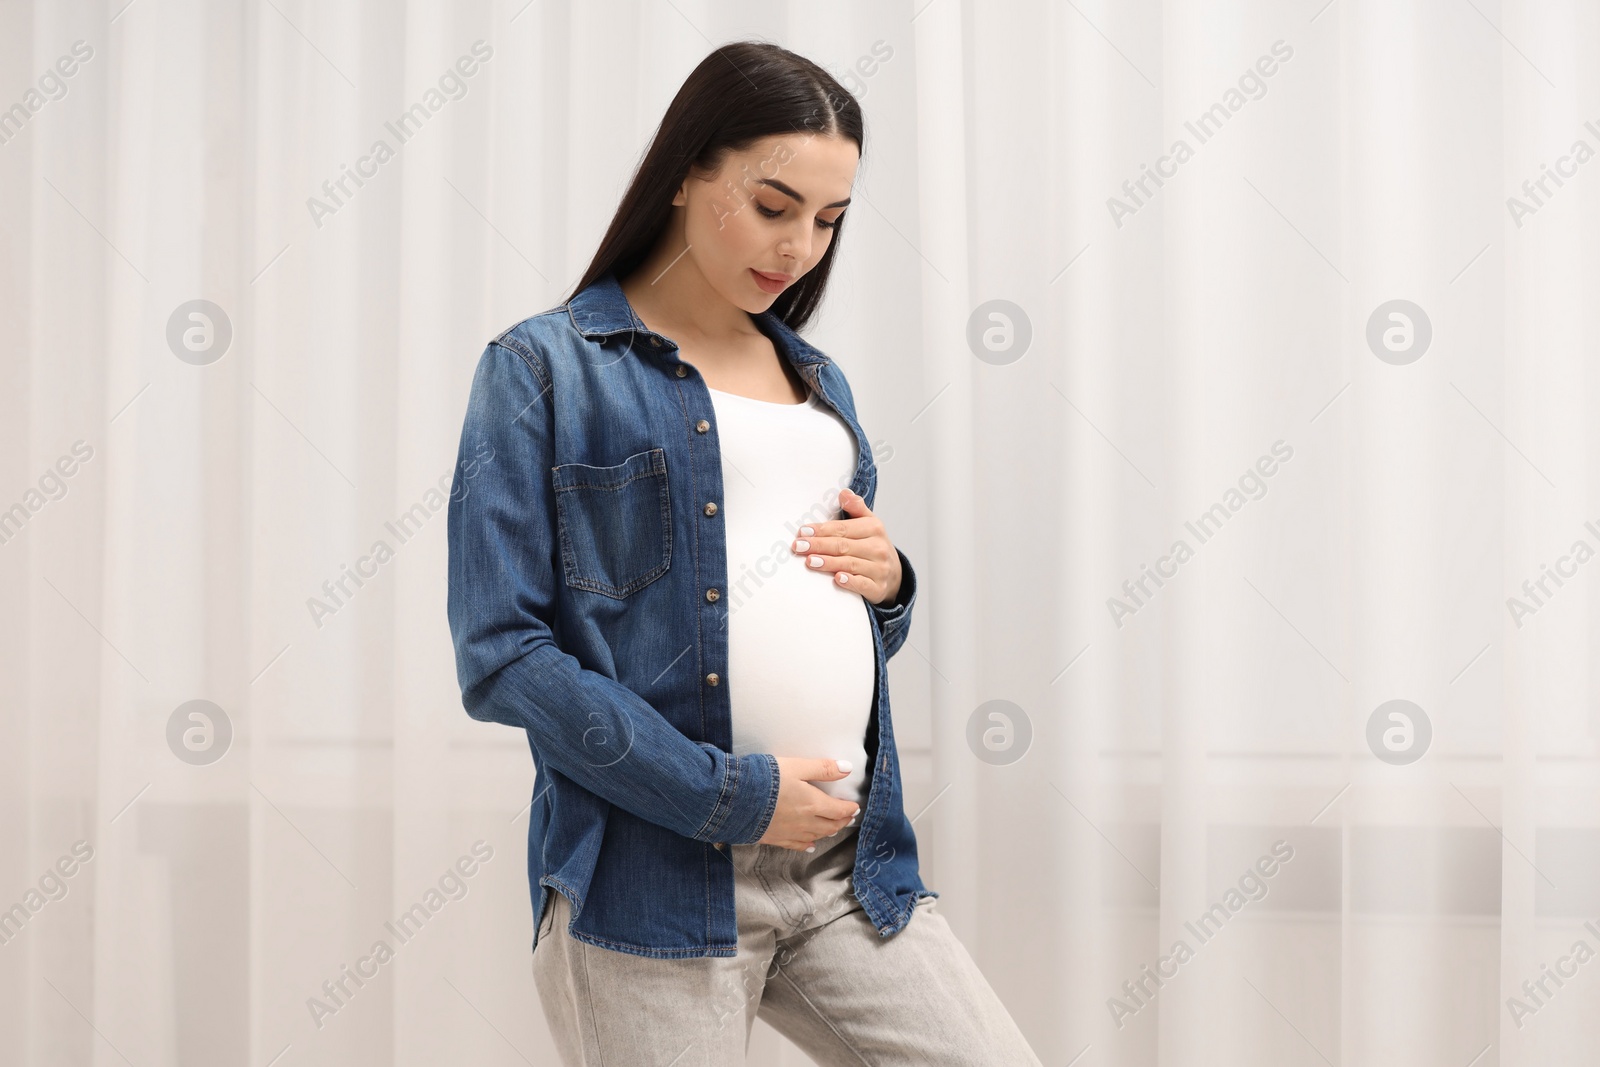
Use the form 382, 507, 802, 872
619, 245, 763, 345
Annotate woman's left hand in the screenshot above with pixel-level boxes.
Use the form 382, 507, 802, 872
791, 487, 903, 606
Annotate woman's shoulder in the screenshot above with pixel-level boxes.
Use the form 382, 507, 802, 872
488, 303, 577, 360
809, 345, 859, 414
487, 272, 649, 361
753, 310, 862, 408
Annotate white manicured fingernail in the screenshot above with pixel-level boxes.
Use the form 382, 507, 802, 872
808, 556, 823, 567
805, 846, 816, 853
794, 540, 809, 552
837, 760, 853, 773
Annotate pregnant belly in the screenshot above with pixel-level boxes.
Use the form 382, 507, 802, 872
725, 553, 877, 806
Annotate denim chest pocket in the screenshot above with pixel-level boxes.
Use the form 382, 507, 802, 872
551, 447, 672, 598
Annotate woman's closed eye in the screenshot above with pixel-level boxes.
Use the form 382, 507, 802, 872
755, 202, 842, 230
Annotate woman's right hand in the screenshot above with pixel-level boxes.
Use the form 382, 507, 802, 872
757, 757, 860, 851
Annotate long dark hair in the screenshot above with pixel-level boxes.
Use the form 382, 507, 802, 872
567, 40, 864, 334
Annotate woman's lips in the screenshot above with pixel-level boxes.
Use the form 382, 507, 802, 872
750, 269, 791, 294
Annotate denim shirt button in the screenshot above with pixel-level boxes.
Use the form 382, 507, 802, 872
695, 418, 709, 433
713, 842, 725, 850
675, 364, 688, 377
703, 501, 718, 516
650, 336, 661, 347
705, 587, 719, 602
706, 672, 720, 686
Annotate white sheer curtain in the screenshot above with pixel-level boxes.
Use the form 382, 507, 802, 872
2, 1, 1595, 1064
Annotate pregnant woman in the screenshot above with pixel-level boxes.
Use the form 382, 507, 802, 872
446, 40, 1041, 1066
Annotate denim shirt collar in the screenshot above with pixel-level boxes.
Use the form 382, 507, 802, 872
567, 270, 834, 369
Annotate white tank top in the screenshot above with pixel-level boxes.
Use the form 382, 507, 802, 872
708, 385, 876, 808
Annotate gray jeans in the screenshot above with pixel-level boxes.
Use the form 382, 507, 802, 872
532, 824, 1043, 1065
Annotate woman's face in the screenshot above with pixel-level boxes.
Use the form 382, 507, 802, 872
672, 132, 859, 311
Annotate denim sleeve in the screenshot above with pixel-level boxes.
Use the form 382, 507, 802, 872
445, 338, 779, 846
871, 545, 917, 661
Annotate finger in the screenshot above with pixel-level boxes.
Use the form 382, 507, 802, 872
792, 534, 878, 567
806, 552, 886, 599
797, 546, 880, 577
810, 816, 852, 836
799, 548, 850, 573
837, 486, 874, 520
794, 508, 883, 540
799, 758, 852, 781
829, 558, 871, 593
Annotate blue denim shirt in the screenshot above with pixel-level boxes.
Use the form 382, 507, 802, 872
445, 271, 934, 959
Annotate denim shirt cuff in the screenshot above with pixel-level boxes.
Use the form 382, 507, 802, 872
703, 752, 780, 845
870, 546, 917, 631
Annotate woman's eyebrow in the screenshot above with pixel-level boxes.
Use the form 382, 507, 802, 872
756, 178, 851, 209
